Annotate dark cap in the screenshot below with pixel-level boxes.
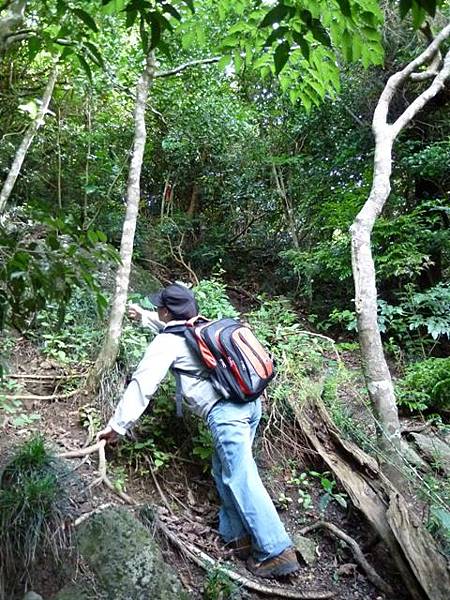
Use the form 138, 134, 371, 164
149, 283, 198, 320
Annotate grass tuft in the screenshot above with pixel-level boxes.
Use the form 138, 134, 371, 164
0, 435, 73, 596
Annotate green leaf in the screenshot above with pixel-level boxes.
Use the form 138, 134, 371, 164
299, 90, 312, 112
84, 42, 105, 69
181, 28, 195, 49
217, 54, 232, 71
318, 492, 331, 513
28, 36, 42, 61
126, 8, 138, 28
96, 292, 108, 317
399, 0, 413, 19
233, 48, 242, 72
418, 0, 437, 16
336, 0, 352, 17
148, 13, 161, 50
274, 40, 290, 76
292, 31, 310, 61
157, 39, 172, 57
259, 4, 290, 28
101, 0, 128, 14
299, 9, 313, 27
160, 3, 181, 21
310, 19, 331, 47
18, 100, 38, 119
152, 11, 174, 33
87, 230, 98, 244
77, 54, 93, 83
140, 15, 149, 52
411, 2, 426, 28
265, 25, 288, 46
73, 8, 99, 32
182, 0, 195, 12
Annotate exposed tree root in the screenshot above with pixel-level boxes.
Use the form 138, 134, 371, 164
8, 373, 86, 380
143, 454, 174, 516
293, 394, 450, 600
2, 389, 79, 401
74, 503, 114, 527
155, 517, 334, 599
58, 440, 136, 506
299, 521, 393, 596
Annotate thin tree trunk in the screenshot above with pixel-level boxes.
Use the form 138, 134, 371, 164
350, 24, 450, 482
272, 163, 299, 250
56, 104, 62, 210
88, 51, 156, 385
82, 96, 92, 228
0, 66, 57, 213
187, 182, 198, 217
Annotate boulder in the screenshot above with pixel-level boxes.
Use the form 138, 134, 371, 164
54, 507, 188, 600
410, 433, 450, 475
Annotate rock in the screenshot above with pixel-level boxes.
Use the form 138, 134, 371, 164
74, 507, 188, 600
410, 433, 450, 475
293, 534, 317, 566
400, 439, 429, 471
23, 593, 44, 600
52, 584, 91, 600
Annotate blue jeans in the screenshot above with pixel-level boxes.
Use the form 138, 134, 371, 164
207, 398, 292, 562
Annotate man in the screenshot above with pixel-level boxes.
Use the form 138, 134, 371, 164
98, 283, 299, 578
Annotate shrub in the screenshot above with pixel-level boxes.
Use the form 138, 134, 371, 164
0, 436, 73, 595
396, 358, 450, 412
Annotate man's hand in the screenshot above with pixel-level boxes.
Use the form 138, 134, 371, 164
96, 426, 120, 444
127, 302, 144, 322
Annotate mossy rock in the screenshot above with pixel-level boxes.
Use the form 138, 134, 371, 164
73, 507, 188, 600
52, 584, 92, 600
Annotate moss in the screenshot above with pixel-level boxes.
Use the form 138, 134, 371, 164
76, 507, 189, 600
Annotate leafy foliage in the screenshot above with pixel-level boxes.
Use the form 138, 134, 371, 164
217, 0, 384, 111
194, 276, 240, 319
396, 357, 450, 412
0, 206, 118, 332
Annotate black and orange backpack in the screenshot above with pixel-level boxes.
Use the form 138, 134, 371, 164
166, 317, 275, 404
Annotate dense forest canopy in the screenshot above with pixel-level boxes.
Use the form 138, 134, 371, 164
0, 0, 450, 598
0, 0, 448, 350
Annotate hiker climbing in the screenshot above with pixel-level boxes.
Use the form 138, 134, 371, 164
97, 282, 300, 578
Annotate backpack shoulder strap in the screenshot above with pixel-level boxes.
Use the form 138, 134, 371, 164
172, 369, 183, 418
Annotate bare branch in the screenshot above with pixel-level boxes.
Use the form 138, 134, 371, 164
411, 22, 442, 81
299, 521, 393, 596
156, 516, 334, 599
392, 49, 450, 136
373, 22, 450, 131
58, 440, 137, 505
1, 389, 79, 401
155, 56, 220, 78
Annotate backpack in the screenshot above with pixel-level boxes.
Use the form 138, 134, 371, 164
166, 317, 275, 411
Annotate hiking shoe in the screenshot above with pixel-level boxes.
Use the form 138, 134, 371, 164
247, 547, 300, 578
226, 534, 252, 559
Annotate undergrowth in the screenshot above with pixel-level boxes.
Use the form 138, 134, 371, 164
0, 436, 73, 595
396, 357, 450, 412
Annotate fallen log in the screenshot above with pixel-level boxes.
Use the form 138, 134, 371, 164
290, 394, 450, 600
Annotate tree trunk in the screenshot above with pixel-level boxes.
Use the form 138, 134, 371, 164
349, 25, 450, 483
293, 393, 450, 600
187, 182, 198, 217
0, 0, 27, 53
272, 163, 299, 250
88, 52, 156, 386
0, 66, 57, 213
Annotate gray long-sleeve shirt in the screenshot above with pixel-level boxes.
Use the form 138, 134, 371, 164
108, 310, 221, 435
